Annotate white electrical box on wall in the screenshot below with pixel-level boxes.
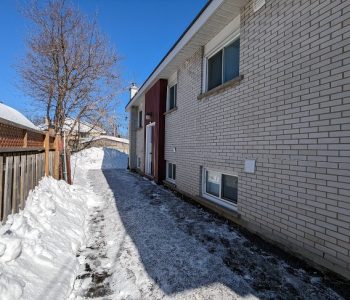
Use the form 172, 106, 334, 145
244, 159, 256, 173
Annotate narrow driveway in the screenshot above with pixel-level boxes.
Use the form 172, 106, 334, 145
71, 169, 347, 300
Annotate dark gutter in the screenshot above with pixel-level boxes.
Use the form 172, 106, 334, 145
125, 0, 213, 109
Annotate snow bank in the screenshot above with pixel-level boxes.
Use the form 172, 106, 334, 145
71, 147, 128, 172
0, 177, 101, 300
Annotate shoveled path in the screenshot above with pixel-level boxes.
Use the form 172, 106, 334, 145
70, 169, 348, 300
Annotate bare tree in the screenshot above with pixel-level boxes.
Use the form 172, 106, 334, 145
18, 0, 121, 138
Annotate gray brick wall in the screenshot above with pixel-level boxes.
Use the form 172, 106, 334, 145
129, 106, 137, 169
164, 0, 350, 278
136, 104, 145, 171
129, 103, 145, 171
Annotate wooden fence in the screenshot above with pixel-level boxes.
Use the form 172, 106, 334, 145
0, 117, 61, 221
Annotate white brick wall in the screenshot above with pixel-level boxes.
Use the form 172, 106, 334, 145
165, 0, 350, 278
136, 102, 145, 171
129, 101, 145, 171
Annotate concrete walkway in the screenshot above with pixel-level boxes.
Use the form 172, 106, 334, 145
70, 169, 346, 300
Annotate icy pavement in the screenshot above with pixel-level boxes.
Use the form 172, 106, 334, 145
69, 167, 349, 300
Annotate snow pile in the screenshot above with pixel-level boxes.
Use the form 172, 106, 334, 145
0, 103, 39, 131
0, 177, 102, 300
80, 135, 129, 144
71, 147, 128, 172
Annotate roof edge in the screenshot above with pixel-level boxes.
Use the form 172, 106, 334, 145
125, 0, 216, 111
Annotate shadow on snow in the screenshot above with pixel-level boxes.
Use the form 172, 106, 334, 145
99, 165, 349, 299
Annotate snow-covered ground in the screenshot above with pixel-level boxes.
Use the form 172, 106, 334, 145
1, 147, 348, 300
0, 177, 102, 300
69, 148, 347, 300
71, 147, 128, 173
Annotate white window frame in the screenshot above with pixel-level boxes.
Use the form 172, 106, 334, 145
202, 168, 238, 210
166, 72, 178, 111
167, 84, 177, 111
202, 16, 240, 93
137, 157, 141, 168
166, 161, 176, 183
205, 35, 240, 92
138, 110, 143, 128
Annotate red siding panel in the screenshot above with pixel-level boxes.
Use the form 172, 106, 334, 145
144, 79, 167, 183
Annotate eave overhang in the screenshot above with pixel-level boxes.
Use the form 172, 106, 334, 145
125, 0, 248, 111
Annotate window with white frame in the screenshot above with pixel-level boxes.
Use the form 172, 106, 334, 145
203, 169, 238, 206
138, 110, 142, 128
137, 157, 141, 168
168, 84, 177, 110
166, 162, 176, 182
166, 72, 177, 111
207, 38, 240, 91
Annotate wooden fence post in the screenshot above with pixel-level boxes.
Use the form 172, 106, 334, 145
23, 131, 28, 148
0, 156, 3, 220
20, 155, 26, 209
3, 156, 13, 220
12, 156, 20, 213
54, 135, 61, 180
44, 132, 50, 176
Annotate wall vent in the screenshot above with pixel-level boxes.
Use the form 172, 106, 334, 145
253, 0, 265, 12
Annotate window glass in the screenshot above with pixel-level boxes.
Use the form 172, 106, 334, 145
221, 174, 238, 203
223, 39, 240, 82
173, 164, 176, 180
169, 84, 177, 110
137, 157, 141, 168
207, 50, 222, 90
206, 170, 220, 197
168, 163, 173, 179
138, 111, 142, 127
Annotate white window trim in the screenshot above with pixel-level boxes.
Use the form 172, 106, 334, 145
166, 83, 177, 111
166, 72, 178, 111
137, 157, 141, 168
204, 34, 240, 92
202, 168, 238, 210
138, 110, 143, 128
166, 162, 176, 183
202, 15, 240, 93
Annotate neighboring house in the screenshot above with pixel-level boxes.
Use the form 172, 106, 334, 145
38, 117, 106, 139
79, 135, 129, 154
126, 0, 350, 279
38, 117, 106, 150
0, 103, 39, 132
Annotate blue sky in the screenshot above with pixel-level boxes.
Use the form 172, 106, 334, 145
0, 0, 206, 134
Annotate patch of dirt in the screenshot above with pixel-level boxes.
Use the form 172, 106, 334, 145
72, 210, 113, 298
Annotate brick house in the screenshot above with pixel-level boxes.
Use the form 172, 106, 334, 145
126, 0, 350, 279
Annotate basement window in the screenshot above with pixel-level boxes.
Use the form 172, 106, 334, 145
203, 169, 238, 207
166, 162, 176, 183
137, 157, 141, 168
207, 38, 240, 91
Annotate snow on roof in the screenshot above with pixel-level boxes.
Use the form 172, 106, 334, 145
80, 135, 129, 144
38, 118, 106, 134
0, 103, 39, 131
64, 118, 106, 134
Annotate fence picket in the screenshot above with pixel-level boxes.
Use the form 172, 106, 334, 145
31, 154, 35, 190
0, 156, 3, 220
20, 155, 26, 209
12, 156, 20, 213
3, 156, 13, 220
28, 154, 32, 194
